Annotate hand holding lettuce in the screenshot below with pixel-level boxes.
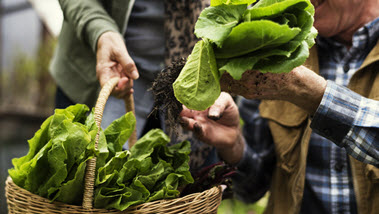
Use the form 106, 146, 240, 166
9, 104, 193, 211
173, 0, 317, 110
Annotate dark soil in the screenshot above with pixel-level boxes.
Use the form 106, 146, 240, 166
150, 58, 186, 133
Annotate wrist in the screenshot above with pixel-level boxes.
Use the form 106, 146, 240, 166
217, 133, 245, 165
97, 31, 120, 50
288, 66, 327, 115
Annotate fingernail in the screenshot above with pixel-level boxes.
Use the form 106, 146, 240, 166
131, 70, 139, 79
193, 123, 202, 134
208, 110, 220, 120
208, 114, 221, 121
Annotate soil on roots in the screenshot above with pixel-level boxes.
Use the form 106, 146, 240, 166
150, 58, 186, 134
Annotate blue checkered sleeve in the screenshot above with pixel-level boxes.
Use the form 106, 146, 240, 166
311, 80, 379, 167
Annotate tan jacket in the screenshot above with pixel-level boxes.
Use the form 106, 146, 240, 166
259, 43, 379, 214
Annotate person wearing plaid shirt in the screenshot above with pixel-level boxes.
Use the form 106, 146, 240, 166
179, 0, 379, 213
233, 17, 379, 213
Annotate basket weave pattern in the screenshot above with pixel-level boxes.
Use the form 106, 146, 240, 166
5, 177, 222, 214
5, 77, 222, 213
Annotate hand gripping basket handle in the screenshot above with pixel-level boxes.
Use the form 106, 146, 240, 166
82, 77, 137, 209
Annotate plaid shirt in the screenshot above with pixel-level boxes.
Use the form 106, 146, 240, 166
233, 18, 379, 214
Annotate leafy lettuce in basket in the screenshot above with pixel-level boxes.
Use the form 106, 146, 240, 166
8, 104, 193, 211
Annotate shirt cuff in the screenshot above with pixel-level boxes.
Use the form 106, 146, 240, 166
310, 80, 361, 147
235, 138, 259, 175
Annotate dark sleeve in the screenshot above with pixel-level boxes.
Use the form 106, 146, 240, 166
232, 98, 276, 203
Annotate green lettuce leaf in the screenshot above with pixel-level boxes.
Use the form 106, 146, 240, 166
8, 104, 96, 202
173, 40, 221, 111
211, 0, 257, 6
37, 121, 92, 198
94, 129, 194, 211
104, 112, 136, 159
8, 117, 52, 187
245, 0, 314, 21
219, 56, 260, 80
219, 7, 316, 77
214, 20, 301, 58
256, 40, 310, 73
10, 106, 193, 211
195, 4, 247, 47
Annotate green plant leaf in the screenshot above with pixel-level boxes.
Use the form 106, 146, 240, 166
273, 9, 315, 54
256, 40, 310, 73
173, 40, 221, 111
215, 20, 301, 58
195, 4, 247, 47
219, 47, 291, 79
104, 112, 136, 158
94, 129, 194, 211
219, 56, 260, 80
245, 0, 314, 21
211, 0, 257, 6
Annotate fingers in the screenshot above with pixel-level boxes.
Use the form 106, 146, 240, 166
180, 92, 233, 120
96, 32, 139, 98
208, 92, 231, 120
97, 64, 116, 87
113, 77, 134, 98
97, 66, 134, 98
113, 49, 139, 80
97, 31, 139, 81
180, 105, 204, 118
180, 116, 205, 141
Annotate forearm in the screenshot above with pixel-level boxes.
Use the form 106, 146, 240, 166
286, 66, 327, 115
58, 0, 119, 52
220, 66, 327, 115
311, 81, 379, 167
217, 133, 245, 165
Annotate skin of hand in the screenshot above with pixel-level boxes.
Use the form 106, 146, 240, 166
96, 31, 139, 98
180, 92, 245, 165
220, 66, 327, 115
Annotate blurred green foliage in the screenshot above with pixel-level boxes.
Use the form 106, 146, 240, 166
1, 36, 57, 115
218, 193, 268, 214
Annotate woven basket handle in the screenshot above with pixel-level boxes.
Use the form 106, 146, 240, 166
82, 77, 137, 209
124, 94, 137, 148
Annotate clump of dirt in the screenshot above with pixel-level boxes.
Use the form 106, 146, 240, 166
150, 58, 186, 133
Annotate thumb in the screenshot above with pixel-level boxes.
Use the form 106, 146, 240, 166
208, 92, 231, 120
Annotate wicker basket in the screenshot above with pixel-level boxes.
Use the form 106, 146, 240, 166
5, 77, 222, 213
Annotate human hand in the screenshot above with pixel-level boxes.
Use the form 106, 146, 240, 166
220, 66, 327, 115
180, 92, 244, 165
96, 31, 139, 98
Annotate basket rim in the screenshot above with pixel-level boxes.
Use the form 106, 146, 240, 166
5, 176, 222, 213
